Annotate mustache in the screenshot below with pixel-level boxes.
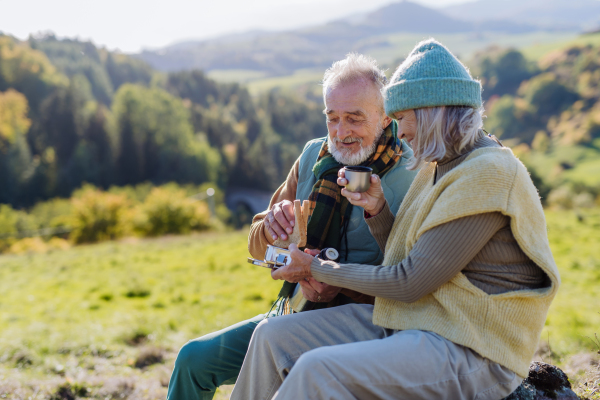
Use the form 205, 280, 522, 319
334, 136, 363, 144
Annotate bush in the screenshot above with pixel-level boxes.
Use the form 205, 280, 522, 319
135, 186, 210, 236
69, 185, 130, 244
547, 186, 575, 209
0, 204, 39, 252
29, 198, 73, 228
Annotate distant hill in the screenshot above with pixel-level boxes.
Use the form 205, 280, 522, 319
443, 0, 600, 31
135, 1, 541, 75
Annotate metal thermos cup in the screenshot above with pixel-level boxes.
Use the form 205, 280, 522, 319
344, 166, 372, 192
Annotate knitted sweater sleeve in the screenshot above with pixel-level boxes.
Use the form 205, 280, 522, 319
311, 212, 507, 303
364, 201, 395, 253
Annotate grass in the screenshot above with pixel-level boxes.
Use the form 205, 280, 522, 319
0, 231, 280, 399
0, 209, 599, 398
521, 142, 600, 187
245, 68, 324, 96
521, 31, 600, 61
542, 208, 600, 357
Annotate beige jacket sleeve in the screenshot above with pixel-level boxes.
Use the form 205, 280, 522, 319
247, 159, 299, 260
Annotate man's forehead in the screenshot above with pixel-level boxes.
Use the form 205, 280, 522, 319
324, 108, 365, 116
324, 79, 381, 113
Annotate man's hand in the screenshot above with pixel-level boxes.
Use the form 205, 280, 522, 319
271, 244, 313, 282
338, 168, 386, 216
264, 200, 295, 241
299, 278, 342, 303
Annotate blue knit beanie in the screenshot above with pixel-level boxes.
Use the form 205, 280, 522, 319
384, 39, 482, 118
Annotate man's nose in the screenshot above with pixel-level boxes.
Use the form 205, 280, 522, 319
336, 120, 351, 140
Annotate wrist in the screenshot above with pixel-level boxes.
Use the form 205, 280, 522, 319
367, 199, 386, 217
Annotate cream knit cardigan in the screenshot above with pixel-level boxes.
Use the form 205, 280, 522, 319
373, 147, 560, 377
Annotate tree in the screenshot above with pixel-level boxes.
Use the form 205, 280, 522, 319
112, 84, 221, 186
518, 73, 579, 117
0, 89, 34, 204
0, 35, 67, 114
471, 48, 536, 100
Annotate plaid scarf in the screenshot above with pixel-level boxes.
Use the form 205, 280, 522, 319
277, 120, 402, 302
306, 119, 402, 252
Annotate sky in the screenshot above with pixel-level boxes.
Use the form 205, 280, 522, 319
0, 0, 471, 53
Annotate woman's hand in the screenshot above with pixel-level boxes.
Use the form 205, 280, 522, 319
271, 244, 314, 282
298, 278, 342, 303
338, 168, 386, 216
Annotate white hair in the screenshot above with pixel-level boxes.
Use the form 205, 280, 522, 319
407, 106, 485, 170
322, 53, 387, 110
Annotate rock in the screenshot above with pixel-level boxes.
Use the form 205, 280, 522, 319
502, 362, 580, 400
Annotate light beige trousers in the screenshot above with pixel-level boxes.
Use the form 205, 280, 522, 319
230, 304, 523, 400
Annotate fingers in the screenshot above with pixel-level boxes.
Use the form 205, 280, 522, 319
273, 202, 294, 236
305, 277, 325, 292
263, 216, 278, 241
370, 174, 382, 187
337, 168, 348, 186
299, 279, 319, 301
281, 201, 295, 228
340, 188, 368, 207
266, 200, 295, 241
266, 211, 288, 240
271, 265, 285, 280
304, 248, 320, 256
367, 175, 384, 199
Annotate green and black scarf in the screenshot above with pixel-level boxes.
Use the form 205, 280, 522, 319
277, 120, 403, 303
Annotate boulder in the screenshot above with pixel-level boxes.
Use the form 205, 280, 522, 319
502, 361, 580, 400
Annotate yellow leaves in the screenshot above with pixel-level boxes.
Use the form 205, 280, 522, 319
0, 35, 67, 87
0, 89, 31, 143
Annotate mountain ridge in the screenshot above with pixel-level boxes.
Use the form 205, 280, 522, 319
135, 0, 581, 75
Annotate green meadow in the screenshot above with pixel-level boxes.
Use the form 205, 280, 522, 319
0, 231, 280, 399
0, 208, 599, 398
0, 209, 600, 399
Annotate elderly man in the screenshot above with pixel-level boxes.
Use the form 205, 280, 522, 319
166, 53, 417, 400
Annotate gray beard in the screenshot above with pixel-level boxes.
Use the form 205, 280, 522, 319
327, 123, 384, 166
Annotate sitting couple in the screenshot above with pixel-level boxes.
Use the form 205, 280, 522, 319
167, 39, 560, 400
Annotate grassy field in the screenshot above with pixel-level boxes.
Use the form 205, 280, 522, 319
0, 231, 281, 399
0, 209, 599, 399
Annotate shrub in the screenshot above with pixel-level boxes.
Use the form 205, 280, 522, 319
7, 237, 70, 254
8, 237, 48, 254
29, 198, 73, 228
573, 192, 595, 209
548, 186, 575, 209
135, 186, 210, 236
0, 204, 38, 252
69, 185, 130, 244
134, 347, 164, 369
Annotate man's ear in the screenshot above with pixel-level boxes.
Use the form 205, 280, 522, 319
382, 115, 392, 129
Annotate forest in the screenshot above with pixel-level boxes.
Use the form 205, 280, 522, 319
0, 33, 326, 207
1, 32, 600, 252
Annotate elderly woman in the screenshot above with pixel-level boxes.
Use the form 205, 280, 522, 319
229, 39, 560, 400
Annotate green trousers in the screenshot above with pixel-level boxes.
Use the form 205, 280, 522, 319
166, 313, 267, 400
